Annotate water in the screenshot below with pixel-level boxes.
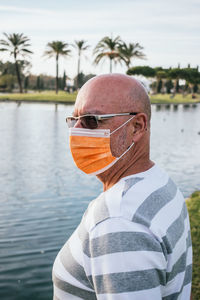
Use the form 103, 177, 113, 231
0, 102, 200, 300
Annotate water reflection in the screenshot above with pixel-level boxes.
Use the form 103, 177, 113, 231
0, 102, 200, 300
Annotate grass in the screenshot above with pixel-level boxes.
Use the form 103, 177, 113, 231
150, 93, 200, 104
0, 90, 77, 103
0, 91, 200, 104
186, 191, 200, 299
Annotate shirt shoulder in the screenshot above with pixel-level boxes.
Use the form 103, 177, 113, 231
82, 164, 177, 232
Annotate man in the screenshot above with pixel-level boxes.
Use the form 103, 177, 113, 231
53, 74, 192, 299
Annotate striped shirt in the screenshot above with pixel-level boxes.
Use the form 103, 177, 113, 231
52, 164, 192, 299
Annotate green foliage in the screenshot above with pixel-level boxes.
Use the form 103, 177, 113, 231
27, 74, 55, 90
74, 72, 96, 88
73, 40, 90, 58
0, 61, 16, 75
156, 70, 167, 79
168, 67, 200, 84
128, 65, 200, 94
0, 60, 31, 78
44, 40, 71, 93
35, 75, 44, 91
73, 40, 90, 88
118, 42, 146, 69
0, 33, 33, 93
0, 74, 16, 91
36, 76, 41, 90
168, 68, 184, 79
62, 71, 66, 90
24, 76, 29, 91
165, 80, 174, 94
186, 191, 200, 299
75, 72, 85, 88
182, 68, 200, 84
0, 33, 33, 58
44, 41, 71, 59
157, 79, 163, 93
175, 79, 180, 93
127, 65, 156, 77
93, 35, 122, 73
193, 83, 198, 93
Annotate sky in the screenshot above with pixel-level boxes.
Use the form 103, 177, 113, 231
0, 0, 199, 79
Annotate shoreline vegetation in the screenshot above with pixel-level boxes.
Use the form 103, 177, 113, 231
186, 191, 200, 299
0, 91, 200, 105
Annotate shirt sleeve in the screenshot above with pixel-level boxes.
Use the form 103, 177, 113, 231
82, 217, 167, 300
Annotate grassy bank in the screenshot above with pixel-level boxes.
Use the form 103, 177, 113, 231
186, 191, 200, 299
150, 93, 200, 104
0, 91, 200, 104
0, 91, 77, 103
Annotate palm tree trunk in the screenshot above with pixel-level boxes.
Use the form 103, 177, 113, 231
77, 51, 81, 89
127, 62, 130, 72
14, 56, 23, 93
110, 59, 112, 73
56, 54, 59, 94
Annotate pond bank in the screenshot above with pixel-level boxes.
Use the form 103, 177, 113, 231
0, 92, 199, 105
186, 191, 200, 299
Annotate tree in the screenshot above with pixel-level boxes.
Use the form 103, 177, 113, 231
24, 76, 29, 92
127, 66, 156, 77
0, 74, 15, 92
155, 69, 167, 93
73, 40, 90, 89
118, 42, 146, 69
62, 71, 67, 90
0, 33, 33, 93
74, 73, 96, 89
93, 35, 122, 73
168, 68, 184, 93
181, 68, 200, 93
165, 79, 174, 94
36, 76, 41, 91
0, 61, 16, 75
44, 41, 71, 94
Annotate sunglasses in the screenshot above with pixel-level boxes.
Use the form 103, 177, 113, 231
66, 112, 138, 129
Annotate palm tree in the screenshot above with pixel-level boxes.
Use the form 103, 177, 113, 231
118, 42, 146, 70
44, 41, 71, 94
93, 36, 122, 73
0, 33, 33, 93
73, 40, 90, 89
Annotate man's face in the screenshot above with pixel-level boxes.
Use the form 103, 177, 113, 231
73, 78, 134, 158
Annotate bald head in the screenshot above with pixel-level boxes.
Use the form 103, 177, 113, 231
75, 73, 151, 125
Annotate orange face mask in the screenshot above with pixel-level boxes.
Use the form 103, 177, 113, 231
69, 117, 135, 175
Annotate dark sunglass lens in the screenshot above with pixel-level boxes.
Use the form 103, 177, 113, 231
81, 116, 98, 129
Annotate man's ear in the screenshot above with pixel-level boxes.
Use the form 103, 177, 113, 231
132, 113, 148, 141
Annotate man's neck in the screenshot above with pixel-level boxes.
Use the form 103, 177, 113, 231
97, 154, 154, 192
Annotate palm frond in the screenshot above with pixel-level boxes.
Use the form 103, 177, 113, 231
0, 32, 33, 59
73, 40, 90, 52
118, 42, 146, 67
0, 48, 8, 52
0, 40, 10, 47
93, 53, 108, 64
43, 41, 71, 58
21, 49, 34, 54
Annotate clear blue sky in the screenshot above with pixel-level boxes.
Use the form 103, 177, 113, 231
0, 0, 199, 79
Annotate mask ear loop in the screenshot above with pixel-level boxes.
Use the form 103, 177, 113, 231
117, 140, 135, 159
110, 115, 136, 159
110, 115, 135, 135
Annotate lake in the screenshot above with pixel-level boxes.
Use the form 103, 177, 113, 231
0, 102, 200, 300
